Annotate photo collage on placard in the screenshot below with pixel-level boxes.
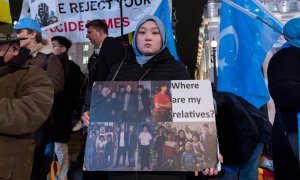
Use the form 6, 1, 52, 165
84, 81, 217, 171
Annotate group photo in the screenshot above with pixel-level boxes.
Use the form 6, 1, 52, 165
1, 0, 300, 179
84, 122, 217, 172
90, 81, 175, 123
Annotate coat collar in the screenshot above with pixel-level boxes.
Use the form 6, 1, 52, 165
5, 52, 32, 67
30, 44, 53, 57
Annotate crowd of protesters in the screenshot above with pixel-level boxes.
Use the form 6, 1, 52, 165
0, 12, 299, 180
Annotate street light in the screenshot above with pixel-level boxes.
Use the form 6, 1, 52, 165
210, 38, 218, 87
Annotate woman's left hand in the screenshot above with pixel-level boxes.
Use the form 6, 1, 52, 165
194, 154, 223, 176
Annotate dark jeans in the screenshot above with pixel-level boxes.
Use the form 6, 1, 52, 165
115, 146, 126, 167
140, 145, 150, 169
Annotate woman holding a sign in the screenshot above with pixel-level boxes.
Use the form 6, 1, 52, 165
82, 15, 220, 179
106, 15, 219, 179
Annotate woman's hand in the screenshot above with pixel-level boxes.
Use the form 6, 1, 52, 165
194, 154, 223, 176
82, 111, 90, 127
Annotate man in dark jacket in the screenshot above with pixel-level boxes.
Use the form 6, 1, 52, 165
136, 85, 151, 122
0, 23, 54, 180
120, 84, 138, 122
114, 124, 128, 168
82, 19, 125, 117
127, 126, 138, 169
51, 35, 83, 180
81, 19, 125, 179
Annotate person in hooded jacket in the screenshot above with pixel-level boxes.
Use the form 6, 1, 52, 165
0, 23, 54, 180
13, 18, 65, 180
82, 15, 219, 180
106, 18, 190, 81
268, 18, 300, 179
14, 18, 64, 94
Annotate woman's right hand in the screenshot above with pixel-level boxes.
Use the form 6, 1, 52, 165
82, 111, 90, 127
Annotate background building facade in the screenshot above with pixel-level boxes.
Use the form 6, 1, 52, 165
196, 0, 300, 81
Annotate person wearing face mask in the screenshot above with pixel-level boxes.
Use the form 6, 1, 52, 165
82, 15, 219, 180
0, 23, 54, 180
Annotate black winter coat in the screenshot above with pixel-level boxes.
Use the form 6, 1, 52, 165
107, 48, 191, 81
106, 48, 194, 180
83, 37, 125, 112
215, 92, 271, 166
52, 53, 82, 143
267, 46, 300, 178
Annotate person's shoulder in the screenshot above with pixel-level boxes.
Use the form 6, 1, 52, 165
270, 47, 300, 66
67, 60, 80, 69
26, 64, 48, 75
103, 37, 123, 46
273, 46, 300, 57
22, 65, 52, 84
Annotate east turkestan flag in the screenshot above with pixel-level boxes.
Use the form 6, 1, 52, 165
218, 0, 283, 108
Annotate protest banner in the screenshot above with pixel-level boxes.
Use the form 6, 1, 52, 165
20, 0, 179, 60
20, 0, 162, 42
30, 0, 61, 30
84, 80, 218, 171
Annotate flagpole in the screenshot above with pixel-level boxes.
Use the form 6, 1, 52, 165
119, 0, 124, 44
223, 0, 300, 47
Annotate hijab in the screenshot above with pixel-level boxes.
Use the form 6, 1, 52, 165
282, 18, 300, 49
132, 16, 167, 65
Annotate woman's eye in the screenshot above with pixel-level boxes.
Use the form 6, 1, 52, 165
138, 31, 145, 34
153, 31, 160, 35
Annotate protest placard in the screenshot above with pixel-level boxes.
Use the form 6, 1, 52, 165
30, 0, 61, 31
84, 80, 218, 171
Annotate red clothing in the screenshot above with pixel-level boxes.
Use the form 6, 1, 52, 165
153, 92, 171, 112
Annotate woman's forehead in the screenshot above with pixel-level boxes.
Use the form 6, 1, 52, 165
139, 20, 158, 29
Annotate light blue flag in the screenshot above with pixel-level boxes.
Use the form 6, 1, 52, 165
154, 0, 179, 60
218, 0, 283, 108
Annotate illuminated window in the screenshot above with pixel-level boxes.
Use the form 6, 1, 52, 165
271, 3, 279, 12
83, 44, 89, 52
83, 56, 89, 64
290, 2, 298, 11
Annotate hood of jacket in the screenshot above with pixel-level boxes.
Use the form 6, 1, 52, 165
30, 43, 53, 57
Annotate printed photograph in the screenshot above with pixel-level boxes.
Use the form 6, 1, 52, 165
151, 81, 173, 122
84, 122, 217, 171
35, 3, 58, 27
85, 81, 218, 171
90, 81, 152, 122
